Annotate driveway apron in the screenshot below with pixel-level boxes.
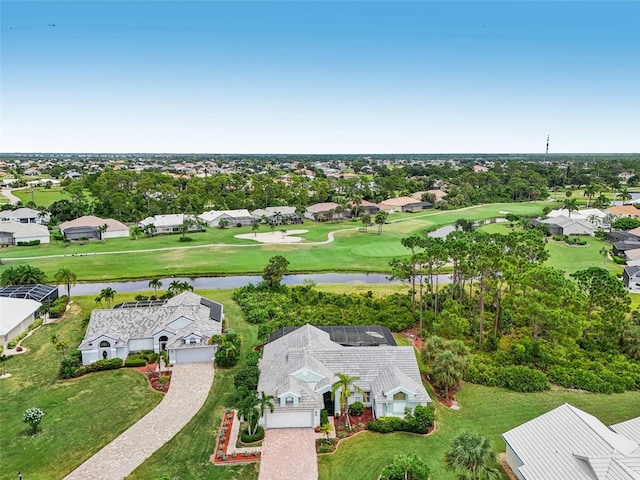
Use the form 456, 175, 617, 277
258, 428, 318, 480
64, 363, 214, 480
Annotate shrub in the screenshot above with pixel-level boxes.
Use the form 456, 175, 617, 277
320, 409, 329, 426
17, 239, 41, 246
316, 438, 337, 454
23, 407, 45, 434
245, 350, 260, 367
495, 365, 550, 392
178, 236, 193, 242
124, 357, 146, 367
240, 426, 265, 443
233, 366, 260, 392
349, 401, 364, 416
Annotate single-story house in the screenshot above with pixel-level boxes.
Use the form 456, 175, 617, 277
604, 231, 640, 243
304, 202, 347, 221
139, 214, 201, 234
26, 179, 61, 188
0, 297, 42, 347
257, 324, 431, 429
0, 207, 50, 224
0, 284, 59, 306
379, 196, 432, 213
623, 265, 640, 292
60, 216, 129, 241
533, 216, 595, 236
613, 240, 640, 258
413, 190, 447, 203
546, 208, 608, 223
79, 292, 223, 365
502, 403, 640, 480
608, 206, 640, 219
251, 206, 302, 225
0, 222, 50, 246
198, 209, 254, 228
350, 200, 380, 216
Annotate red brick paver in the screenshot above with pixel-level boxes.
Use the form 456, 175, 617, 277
258, 428, 318, 480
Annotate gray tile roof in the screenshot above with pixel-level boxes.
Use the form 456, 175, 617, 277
503, 403, 640, 480
79, 292, 222, 349
258, 324, 431, 410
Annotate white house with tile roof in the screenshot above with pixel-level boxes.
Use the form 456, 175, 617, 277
198, 209, 254, 227
138, 213, 201, 234
503, 403, 640, 480
257, 324, 431, 429
79, 292, 223, 365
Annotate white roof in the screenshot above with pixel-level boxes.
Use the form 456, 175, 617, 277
503, 404, 640, 480
0, 221, 49, 237
547, 208, 607, 221
198, 209, 252, 222
0, 297, 42, 336
139, 214, 195, 227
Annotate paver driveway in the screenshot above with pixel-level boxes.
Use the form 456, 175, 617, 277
258, 428, 318, 480
64, 363, 214, 480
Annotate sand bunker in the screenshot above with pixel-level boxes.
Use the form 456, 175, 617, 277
235, 229, 309, 244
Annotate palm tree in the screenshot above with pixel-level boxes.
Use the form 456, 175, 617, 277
444, 431, 500, 480
148, 278, 163, 294
375, 210, 389, 235
169, 280, 193, 294
95, 295, 104, 308
0, 264, 48, 286
593, 194, 610, 209
587, 214, 601, 227
331, 373, 365, 429
562, 198, 579, 218
130, 226, 143, 240
583, 183, 598, 208
53, 267, 77, 299
142, 223, 156, 237
360, 213, 371, 232
430, 350, 466, 400
619, 187, 632, 205
97, 223, 109, 240
280, 228, 287, 239
255, 391, 275, 431
599, 247, 609, 267
99, 287, 116, 308
237, 392, 260, 435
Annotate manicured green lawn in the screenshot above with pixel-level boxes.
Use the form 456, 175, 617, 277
480, 223, 622, 275
13, 186, 94, 207
0, 296, 163, 479
317, 385, 640, 480
0, 202, 546, 281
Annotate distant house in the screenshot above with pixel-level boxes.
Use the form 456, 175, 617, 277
533, 216, 595, 236
0, 207, 50, 225
258, 324, 431, 429
0, 297, 42, 347
350, 199, 380, 216
604, 231, 640, 243
503, 403, 640, 480
612, 240, 640, 259
79, 292, 223, 365
379, 196, 432, 213
608, 206, 640, 219
26, 178, 61, 188
0, 222, 50, 246
139, 214, 201, 235
198, 209, 254, 228
251, 206, 302, 225
60, 216, 129, 241
546, 208, 608, 224
623, 266, 640, 292
304, 202, 346, 221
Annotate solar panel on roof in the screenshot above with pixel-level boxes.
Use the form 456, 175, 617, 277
268, 325, 397, 346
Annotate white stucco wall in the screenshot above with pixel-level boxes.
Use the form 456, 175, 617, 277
128, 338, 154, 351
103, 230, 129, 239
0, 311, 37, 347
505, 444, 525, 480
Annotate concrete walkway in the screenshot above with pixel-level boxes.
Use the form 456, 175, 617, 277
64, 363, 214, 480
258, 428, 318, 480
1, 188, 21, 205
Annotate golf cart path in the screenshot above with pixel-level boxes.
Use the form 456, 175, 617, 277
64, 363, 213, 480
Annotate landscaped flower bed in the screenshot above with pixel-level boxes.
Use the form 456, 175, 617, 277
212, 410, 261, 465
134, 364, 172, 393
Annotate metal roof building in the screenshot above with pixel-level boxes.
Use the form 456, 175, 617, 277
0, 284, 59, 305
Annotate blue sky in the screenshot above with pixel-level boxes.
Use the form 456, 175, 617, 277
1, 1, 639, 153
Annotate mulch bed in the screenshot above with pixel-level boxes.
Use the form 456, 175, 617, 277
211, 410, 261, 465
423, 375, 462, 408
332, 407, 374, 438
132, 363, 172, 393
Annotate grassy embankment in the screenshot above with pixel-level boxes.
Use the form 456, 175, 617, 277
0, 202, 546, 281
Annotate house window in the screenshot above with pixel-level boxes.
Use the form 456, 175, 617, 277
286, 397, 294, 406
362, 392, 370, 403
393, 392, 407, 401
189, 338, 197, 344
99, 341, 111, 348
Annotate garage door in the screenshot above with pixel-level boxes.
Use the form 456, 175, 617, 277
172, 347, 213, 364
266, 410, 314, 429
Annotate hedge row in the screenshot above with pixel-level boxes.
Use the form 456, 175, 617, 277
465, 360, 550, 392
367, 405, 434, 434
61, 357, 123, 379
17, 239, 41, 246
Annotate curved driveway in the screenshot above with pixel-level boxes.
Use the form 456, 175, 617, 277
64, 363, 214, 480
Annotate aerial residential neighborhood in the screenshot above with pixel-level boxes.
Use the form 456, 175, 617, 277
2, 1, 640, 479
